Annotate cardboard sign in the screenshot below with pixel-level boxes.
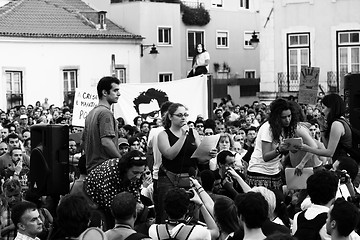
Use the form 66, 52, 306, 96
298, 67, 320, 105
72, 89, 98, 127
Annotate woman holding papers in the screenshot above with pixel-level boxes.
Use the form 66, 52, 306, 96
247, 98, 317, 190
156, 103, 216, 223
296, 93, 351, 161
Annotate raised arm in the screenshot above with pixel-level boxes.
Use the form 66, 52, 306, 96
158, 128, 188, 160
190, 188, 219, 240
294, 125, 318, 175
300, 121, 344, 157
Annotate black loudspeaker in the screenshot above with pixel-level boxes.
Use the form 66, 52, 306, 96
344, 73, 360, 130
29, 124, 69, 196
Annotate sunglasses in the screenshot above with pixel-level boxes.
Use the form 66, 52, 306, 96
172, 113, 189, 118
131, 156, 147, 161
204, 132, 214, 136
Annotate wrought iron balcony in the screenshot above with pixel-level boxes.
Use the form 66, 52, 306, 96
277, 72, 300, 92
326, 71, 348, 93
181, 0, 204, 8
278, 71, 350, 94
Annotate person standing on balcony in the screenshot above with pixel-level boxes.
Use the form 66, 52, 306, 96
187, 43, 210, 78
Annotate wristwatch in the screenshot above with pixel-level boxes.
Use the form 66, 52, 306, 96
275, 146, 281, 155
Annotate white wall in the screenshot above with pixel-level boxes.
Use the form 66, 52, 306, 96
84, 1, 182, 83
0, 38, 141, 110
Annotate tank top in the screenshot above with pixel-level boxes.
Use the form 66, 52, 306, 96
333, 118, 352, 160
294, 211, 327, 240
162, 128, 197, 174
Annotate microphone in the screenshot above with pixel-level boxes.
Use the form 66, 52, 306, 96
188, 167, 196, 178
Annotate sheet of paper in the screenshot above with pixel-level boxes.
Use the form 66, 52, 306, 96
191, 134, 221, 161
285, 167, 314, 190
284, 137, 303, 151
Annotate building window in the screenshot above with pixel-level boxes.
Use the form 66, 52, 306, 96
6, 71, 23, 109
187, 30, 205, 59
244, 70, 256, 78
240, 0, 249, 9
287, 33, 310, 81
158, 27, 172, 45
63, 69, 78, 108
159, 73, 172, 82
244, 31, 257, 49
98, 12, 106, 29
338, 31, 360, 74
216, 31, 229, 48
212, 0, 223, 7
115, 67, 126, 83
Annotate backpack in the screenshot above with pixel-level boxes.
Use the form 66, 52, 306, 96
337, 118, 360, 162
155, 224, 196, 240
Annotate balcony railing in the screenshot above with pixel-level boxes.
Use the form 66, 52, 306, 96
278, 71, 352, 94
278, 72, 300, 92
326, 71, 349, 93
181, 0, 204, 8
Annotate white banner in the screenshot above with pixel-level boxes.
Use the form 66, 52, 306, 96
72, 89, 98, 127
114, 75, 209, 124
72, 75, 209, 127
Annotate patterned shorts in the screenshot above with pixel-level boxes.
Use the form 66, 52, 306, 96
246, 171, 283, 190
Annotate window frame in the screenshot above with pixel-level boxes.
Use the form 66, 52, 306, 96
216, 30, 229, 49
158, 72, 173, 82
5, 70, 23, 109
244, 70, 256, 78
244, 31, 258, 49
239, 0, 250, 9
62, 68, 78, 108
115, 66, 126, 84
187, 29, 205, 60
212, 0, 223, 7
286, 32, 311, 82
158, 26, 172, 46
337, 30, 360, 74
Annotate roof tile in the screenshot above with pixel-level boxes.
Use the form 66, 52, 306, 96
0, 0, 143, 39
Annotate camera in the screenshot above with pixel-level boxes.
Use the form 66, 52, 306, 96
185, 190, 195, 199
334, 170, 350, 184
348, 195, 360, 208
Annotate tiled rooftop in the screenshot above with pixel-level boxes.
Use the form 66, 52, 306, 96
0, 0, 143, 39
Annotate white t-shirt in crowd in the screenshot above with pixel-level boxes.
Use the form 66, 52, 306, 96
247, 121, 282, 175
149, 223, 211, 240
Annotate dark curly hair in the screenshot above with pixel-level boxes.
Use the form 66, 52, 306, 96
268, 98, 299, 144
307, 170, 338, 205
164, 188, 190, 220
118, 150, 147, 178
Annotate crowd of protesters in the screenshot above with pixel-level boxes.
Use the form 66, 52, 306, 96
0, 76, 360, 240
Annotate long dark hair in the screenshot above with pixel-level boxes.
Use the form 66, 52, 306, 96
321, 93, 345, 139
192, 43, 206, 66
268, 98, 298, 143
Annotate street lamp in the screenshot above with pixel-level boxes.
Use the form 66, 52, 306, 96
140, 44, 159, 57
250, 31, 260, 49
